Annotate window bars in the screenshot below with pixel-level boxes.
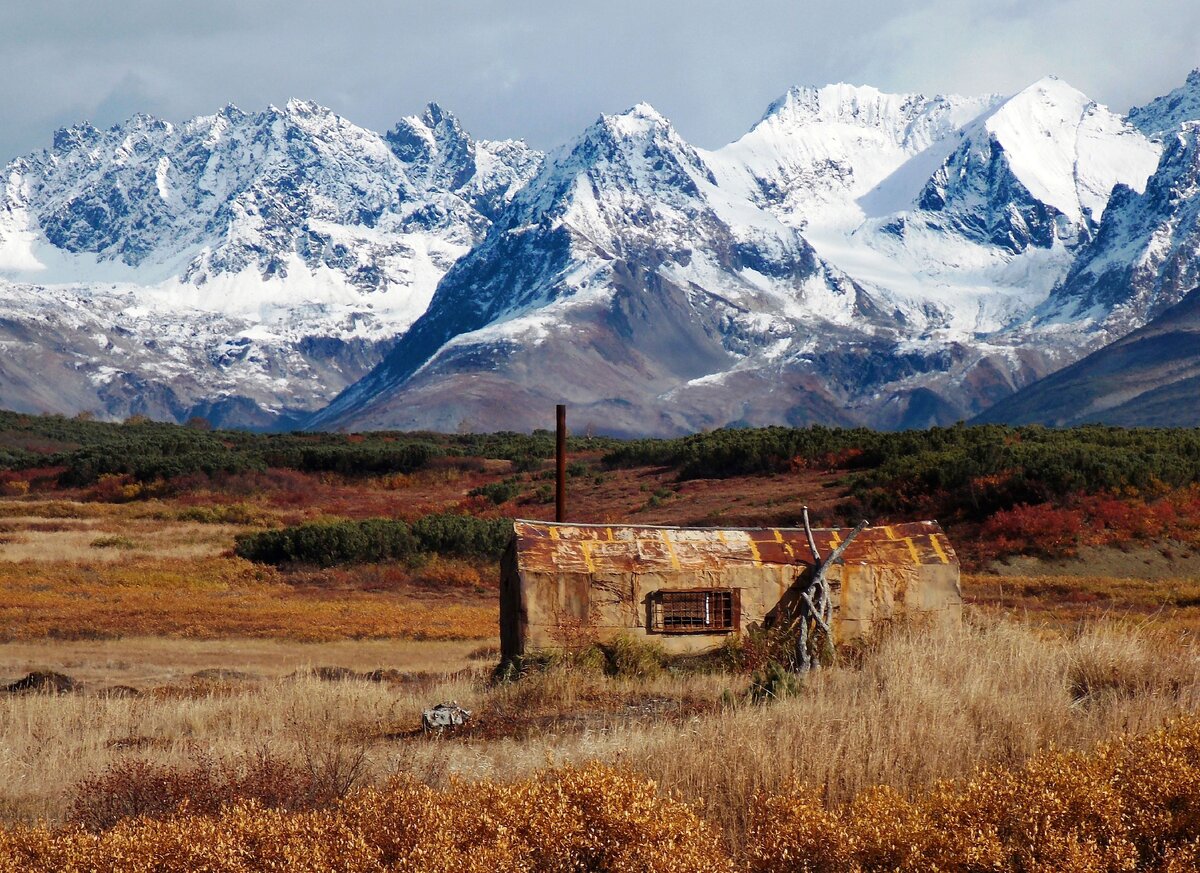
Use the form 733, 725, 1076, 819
650, 589, 738, 633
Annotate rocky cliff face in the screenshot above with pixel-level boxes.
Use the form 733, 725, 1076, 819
1037, 124, 1200, 340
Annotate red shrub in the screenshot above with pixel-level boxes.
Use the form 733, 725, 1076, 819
67, 748, 363, 831
980, 503, 1085, 558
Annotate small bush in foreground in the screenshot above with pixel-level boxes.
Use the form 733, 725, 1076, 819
67, 749, 356, 832
601, 635, 668, 679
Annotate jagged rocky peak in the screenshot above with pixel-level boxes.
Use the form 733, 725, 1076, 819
385, 102, 542, 217
574, 101, 680, 156
575, 102, 714, 188
758, 82, 981, 144
911, 76, 1159, 251
51, 121, 103, 154
386, 102, 476, 192
980, 77, 1158, 223
1128, 69, 1200, 139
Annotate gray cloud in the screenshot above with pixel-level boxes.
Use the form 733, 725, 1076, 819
2, 0, 1197, 162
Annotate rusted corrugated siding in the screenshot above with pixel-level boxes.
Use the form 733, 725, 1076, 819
512, 519, 957, 575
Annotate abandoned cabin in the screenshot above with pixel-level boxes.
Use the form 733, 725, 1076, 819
500, 519, 961, 659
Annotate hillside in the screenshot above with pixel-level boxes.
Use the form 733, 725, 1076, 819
977, 285, 1200, 426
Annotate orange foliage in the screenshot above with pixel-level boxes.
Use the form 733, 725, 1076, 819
4, 719, 1200, 871
0, 557, 496, 642
0, 763, 729, 873
748, 716, 1200, 872
980, 503, 1086, 559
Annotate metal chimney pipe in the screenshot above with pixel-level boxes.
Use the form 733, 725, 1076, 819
555, 404, 567, 523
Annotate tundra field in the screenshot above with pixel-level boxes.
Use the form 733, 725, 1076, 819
2, 415, 1200, 870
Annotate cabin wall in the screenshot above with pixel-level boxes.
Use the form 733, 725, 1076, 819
832, 562, 963, 641
514, 564, 809, 656
499, 543, 523, 662
506, 561, 963, 658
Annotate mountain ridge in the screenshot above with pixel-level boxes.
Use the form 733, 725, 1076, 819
2, 72, 1199, 434
312, 77, 1174, 435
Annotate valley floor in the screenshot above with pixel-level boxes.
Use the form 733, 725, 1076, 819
1, 491, 1199, 870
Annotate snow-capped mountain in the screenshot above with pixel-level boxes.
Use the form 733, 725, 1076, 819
5, 70, 1200, 434
841, 78, 1160, 339
310, 102, 894, 434
312, 78, 1171, 435
0, 100, 540, 426
704, 83, 1001, 232
971, 73, 1200, 427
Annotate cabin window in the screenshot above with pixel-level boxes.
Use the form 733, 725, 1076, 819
650, 589, 738, 634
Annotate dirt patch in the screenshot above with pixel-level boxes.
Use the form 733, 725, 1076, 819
988, 541, 1200, 579
295, 666, 411, 683
96, 685, 141, 698
456, 691, 721, 741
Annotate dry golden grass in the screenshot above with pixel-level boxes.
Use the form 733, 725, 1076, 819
966, 572, 1200, 634
1, 616, 1196, 845
0, 520, 239, 562
554, 617, 1200, 845
0, 671, 479, 822
3, 688, 1200, 871
0, 556, 496, 642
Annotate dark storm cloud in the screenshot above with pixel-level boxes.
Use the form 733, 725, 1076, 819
2, 0, 1197, 161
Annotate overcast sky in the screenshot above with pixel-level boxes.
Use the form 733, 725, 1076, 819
2, 0, 1198, 162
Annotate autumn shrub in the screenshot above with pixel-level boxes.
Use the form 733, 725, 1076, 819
258, 441, 442, 476
66, 749, 354, 832
747, 661, 804, 704
1, 479, 29, 497
89, 535, 136, 550
469, 478, 523, 505
234, 519, 421, 567
2, 764, 722, 872
747, 717, 1200, 873
980, 502, 1086, 558
410, 557, 485, 589
176, 502, 274, 526
408, 513, 513, 560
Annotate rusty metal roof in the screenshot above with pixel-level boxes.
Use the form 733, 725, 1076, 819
512, 519, 956, 575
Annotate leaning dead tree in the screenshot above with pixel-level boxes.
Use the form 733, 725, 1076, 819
794, 507, 869, 671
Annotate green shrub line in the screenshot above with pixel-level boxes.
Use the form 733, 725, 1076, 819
234, 514, 514, 567
8, 410, 1200, 528
604, 423, 1200, 521
0, 411, 623, 488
